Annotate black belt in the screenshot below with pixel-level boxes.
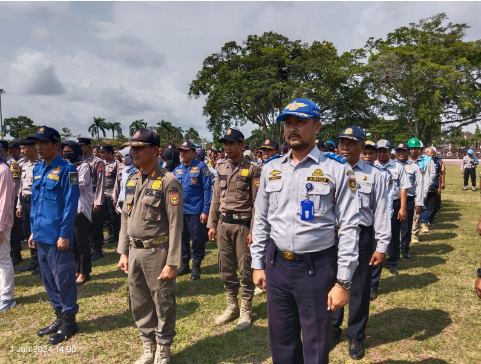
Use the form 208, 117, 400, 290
221, 215, 251, 227
20, 195, 31, 203
275, 245, 331, 262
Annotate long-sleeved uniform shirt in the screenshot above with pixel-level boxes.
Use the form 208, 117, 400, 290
415, 156, 436, 197
117, 163, 184, 267
251, 146, 360, 282
352, 159, 391, 254
461, 155, 478, 170
86, 154, 105, 206
173, 159, 212, 215
76, 161, 93, 222
31, 155, 80, 244
0, 161, 15, 232
115, 164, 138, 214
104, 158, 121, 198
375, 159, 411, 201
16, 158, 42, 209
400, 159, 424, 206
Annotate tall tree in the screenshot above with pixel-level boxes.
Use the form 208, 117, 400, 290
129, 119, 147, 136
88, 117, 107, 139
3, 116, 35, 140
105, 122, 123, 139
60, 127, 73, 141
244, 128, 268, 149
155, 119, 184, 145
184, 127, 201, 143
365, 13, 481, 143
189, 32, 374, 144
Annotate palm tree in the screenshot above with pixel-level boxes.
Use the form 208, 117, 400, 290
156, 119, 173, 140
88, 117, 107, 139
184, 127, 200, 142
105, 122, 123, 139
129, 119, 147, 136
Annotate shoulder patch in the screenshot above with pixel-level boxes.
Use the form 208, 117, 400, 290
324, 152, 347, 163
169, 192, 179, 205
264, 154, 282, 164
69, 172, 79, 185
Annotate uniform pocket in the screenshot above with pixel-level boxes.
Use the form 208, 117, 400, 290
141, 196, 162, 221
56, 260, 76, 287
236, 180, 250, 199
265, 181, 283, 208
307, 184, 330, 214
44, 179, 59, 200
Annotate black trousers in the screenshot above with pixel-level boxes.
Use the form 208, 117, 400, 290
20, 198, 37, 261
10, 197, 23, 259
464, 168, 476, 186
74, 213, 92, 275
103, 197, 120, 239
386, 196, 415, 267
266, 243, 337, 364
90, 205, 105, 253
427, 191, 438, 223
332, 225, 373, 342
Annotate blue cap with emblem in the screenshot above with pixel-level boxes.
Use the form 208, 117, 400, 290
27, 125, 61, 143
338, 126, 365, 141
394, 142, 410, 150
375, 139, 391, 149
276, 98, 321, 122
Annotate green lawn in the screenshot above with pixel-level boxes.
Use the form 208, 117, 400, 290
1, 165, 480, 363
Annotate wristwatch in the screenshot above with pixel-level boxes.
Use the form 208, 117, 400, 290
336, 279, 352, 290
477, 268, 481, 278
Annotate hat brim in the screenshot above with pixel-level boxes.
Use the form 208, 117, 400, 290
259, 146, 277, 150
364, 144, 377, 150
127, 141, 152, 146
395, 147, 409, 151
338, 136, 364, 142
26, 134, 57, 142
276, 112, 316, 122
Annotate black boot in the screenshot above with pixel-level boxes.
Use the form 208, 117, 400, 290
191, 259, 201, 280
177, 259, 190, 276
38, 307, 63, 337
49, 313, 78, 344
19, 260, 39, 273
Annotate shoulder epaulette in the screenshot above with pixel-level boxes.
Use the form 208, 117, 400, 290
396, 160, 404, 166
324, 152, 348, 163
366, 161, 381, 171
264, 154, 282, 164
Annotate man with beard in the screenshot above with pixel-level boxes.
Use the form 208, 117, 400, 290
251, 99, 360, 363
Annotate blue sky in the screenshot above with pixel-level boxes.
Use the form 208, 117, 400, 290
0, 2, 480, 140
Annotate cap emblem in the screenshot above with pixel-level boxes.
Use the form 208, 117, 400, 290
226, 129, 232, 135
265, 140, 270, 145
38, 127, 45, 133
285, 102, 307, 111
398, 144, 403, 148
344, 128, 353, 135
133, 131, 141, 138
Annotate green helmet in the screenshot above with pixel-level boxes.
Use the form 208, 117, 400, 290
408, 138, 421, 148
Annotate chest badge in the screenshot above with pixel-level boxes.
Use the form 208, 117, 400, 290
152, 180, 162, 190
348, 178, 357, 191
241, 169, 249, 177
270, 170, 281, 176
313, 169, 323, 176
191, 177, 197, 184
362, 175, 367, 181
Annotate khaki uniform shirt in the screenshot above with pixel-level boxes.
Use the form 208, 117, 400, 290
6, 157, 21, 195
16, 158, 42, 209
117, 163, 184, 267
207, 157, 261, 233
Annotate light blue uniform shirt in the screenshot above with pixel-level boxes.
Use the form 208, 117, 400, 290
375, 158, 411, 201
401, 159, 424, 206
251, 146, 361, 281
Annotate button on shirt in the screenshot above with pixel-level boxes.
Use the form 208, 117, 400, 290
352, 159, 391, 254
401, 159, 424, 206
375, 159, 411, 201
16, 158, 41, 208
31, 155, 80, 244
251, 146, 361, 281
174, 159, 212, 215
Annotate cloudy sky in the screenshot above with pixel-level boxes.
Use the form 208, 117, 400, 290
0, 1, 480, 140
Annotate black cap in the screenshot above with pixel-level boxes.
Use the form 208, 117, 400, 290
364, 140, 377, 150
99, 144, 114, 153
259, 139, 279, 150
18, 139, 36, 146
218, 147, 225, 152
76, 137, 91, 145
0, 140, 8, 151
325, 141, 336, 151
128, 129, 160, 147
316, 139, 325, 148
166, 143, 176, 149
338, 126, 365, 141
162, 148, 176, 160
219, 128, 245, 143
394, 142, 410, 150
177, 141, 196, 151
26, 125, 61, 143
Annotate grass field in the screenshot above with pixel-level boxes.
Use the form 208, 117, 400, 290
1, 164, 481, 364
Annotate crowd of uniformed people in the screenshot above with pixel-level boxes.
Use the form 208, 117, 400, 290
0, 97, 453, 364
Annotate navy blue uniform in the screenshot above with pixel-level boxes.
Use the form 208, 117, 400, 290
31, 155, 80, 314
174, 159, 212, 261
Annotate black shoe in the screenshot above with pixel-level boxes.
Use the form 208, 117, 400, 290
330, 335, 341, 351
177, 259, 190, 276
31, 267, 40, 275
75, 274, 90, 286
370, 288, 377, 301
348, 338, 365, 360
388, 266, 398, 275
38, 308, 63, 337
11, 256, 23, 266
402, 252, 411, 260
191, 259, 201, 280
49, 313, 78, 344
104, 235, 115, 243
19, 260, 39, 273
91, 251, 104, 261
